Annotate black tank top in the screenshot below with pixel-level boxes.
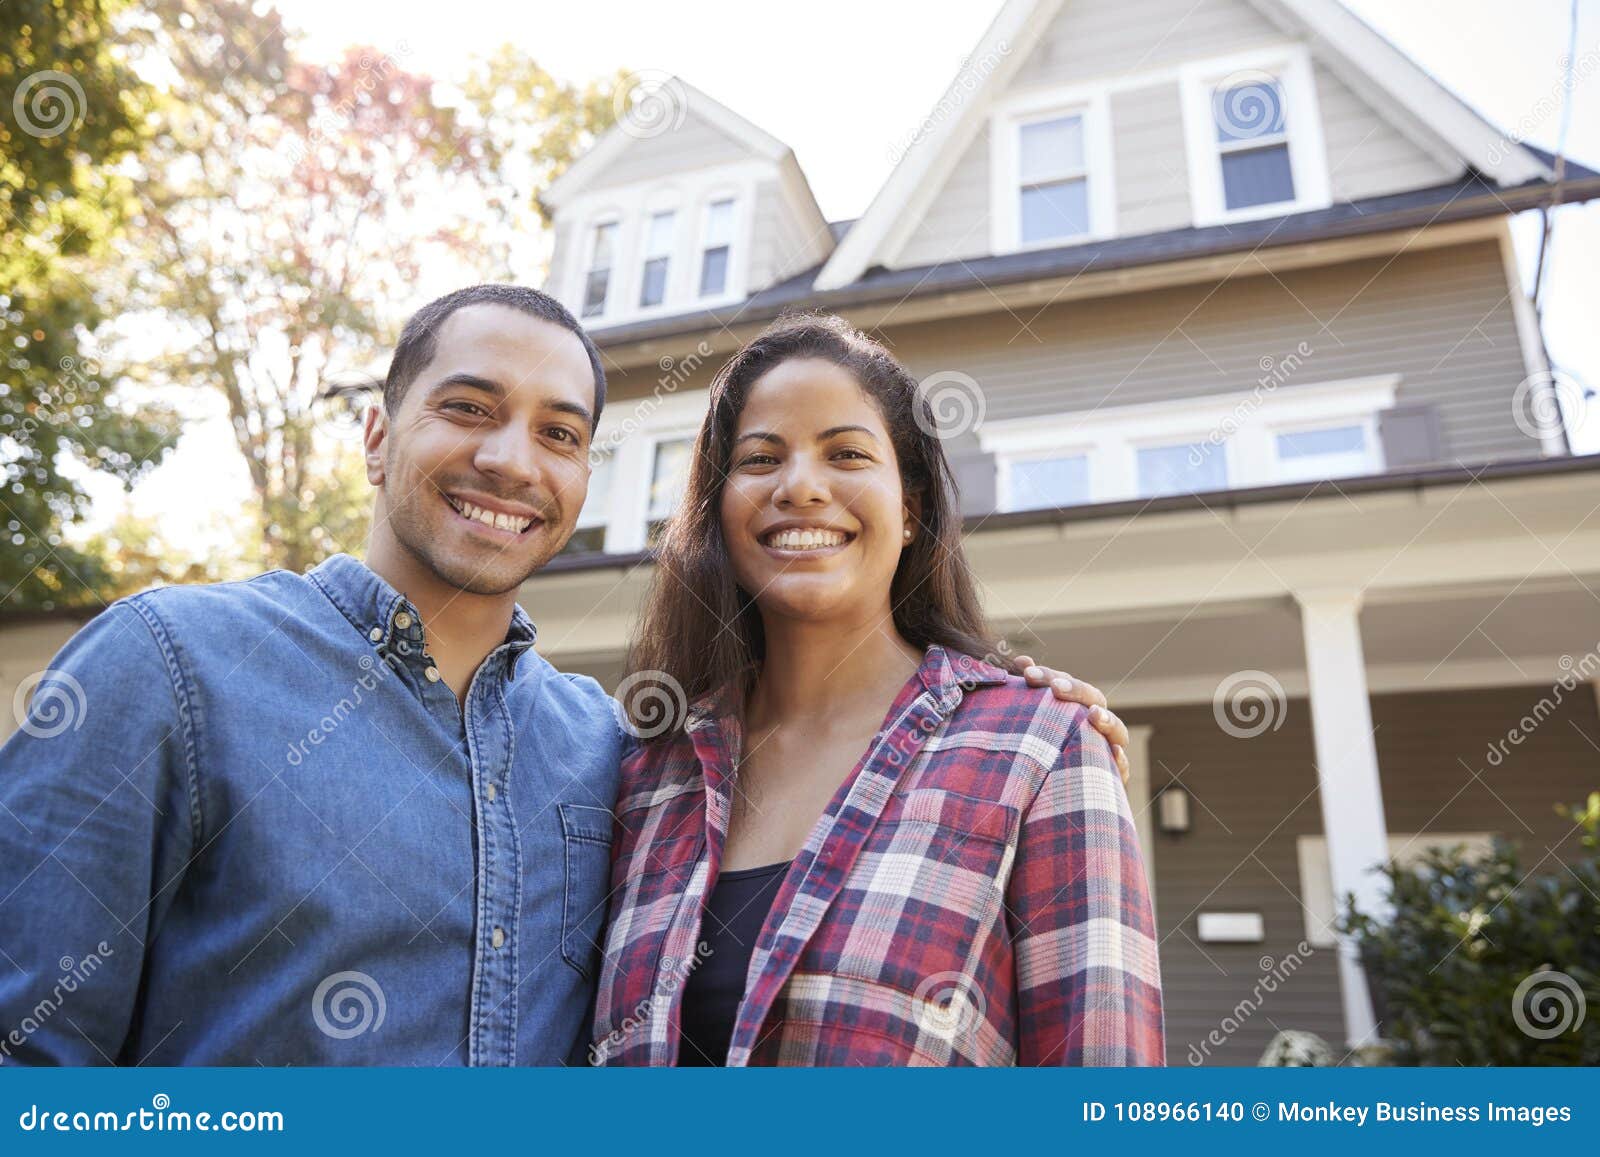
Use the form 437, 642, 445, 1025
677, 860, 791, 1066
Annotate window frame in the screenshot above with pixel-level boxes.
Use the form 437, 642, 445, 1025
697, 195, 738, 299
580, 214, 623, 319
1179, 45, 1331, 227
989, 85, 1116, 254
636, 206, 679, 310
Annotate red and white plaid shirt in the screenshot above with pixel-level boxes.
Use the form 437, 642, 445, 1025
589, 645, 1164, 1066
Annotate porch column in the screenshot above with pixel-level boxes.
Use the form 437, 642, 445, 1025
1124, 724, 1156, 924
1294, 587, 1390, 1047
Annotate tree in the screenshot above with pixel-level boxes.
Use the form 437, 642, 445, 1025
0, 0, 177, 608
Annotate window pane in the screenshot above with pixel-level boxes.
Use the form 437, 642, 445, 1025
576, 452, 613, 529
582, 269, 609, 317
1214, 78, 1286, 143
1276, 426, 1365, 459
1010, 455, 1089, 510
645, 210, 675, 256
1137, 442, 1227, 497
1019, 177, 1089, 243
1221, 142, 1295, 209
703, 198, 734, 247
558, 525, 607, 556
639, 256, 669, 307
1019, 115, 1084, 183
590, 220, 617, 267
648, 438, 693, 521
699, 245, 729, 297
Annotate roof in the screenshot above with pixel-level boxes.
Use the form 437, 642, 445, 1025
534, 452, 1600, 577
814, 0, 1558, 291
586, 158, 1600, 350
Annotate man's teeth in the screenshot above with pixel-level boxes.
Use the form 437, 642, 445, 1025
451, 497, 533, 533
766, 528, 847, 550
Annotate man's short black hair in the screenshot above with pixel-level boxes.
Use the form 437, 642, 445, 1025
383, 284, 606, 426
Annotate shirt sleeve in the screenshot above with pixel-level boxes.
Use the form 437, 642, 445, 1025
0, 599, 197, 1065
1006, 707, 1165, 1065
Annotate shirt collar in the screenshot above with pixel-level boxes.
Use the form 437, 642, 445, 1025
307, 553, 538, 665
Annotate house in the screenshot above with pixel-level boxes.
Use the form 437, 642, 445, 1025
524, 0, 1600, 1062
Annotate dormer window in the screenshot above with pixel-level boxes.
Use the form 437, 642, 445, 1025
638, 210, 676, 308
698, 198, 735, 297
989, 89, 1113, 253
1213, 77, 1294, 210
1180, 47, 1330, 226
1018, 114, 1089, 244
582, 220, 618, 318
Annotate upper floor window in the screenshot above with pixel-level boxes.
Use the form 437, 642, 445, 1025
980, 375, 1396, 511
990, 89, 1112, 253
1018, 114, 1090, 244
699, 198, 735, 297
582, 220, 619, 318
638, 210, 676, 308
1180, 47, 1330, 227
1213, 77, 1294, 211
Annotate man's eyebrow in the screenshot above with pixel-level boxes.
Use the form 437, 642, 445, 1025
428, 372, 503, 397
547, 399, 594, 428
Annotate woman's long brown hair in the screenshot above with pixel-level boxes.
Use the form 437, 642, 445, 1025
624, 313, 1012, 736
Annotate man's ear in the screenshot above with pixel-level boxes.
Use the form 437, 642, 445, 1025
363, 402, 387, 486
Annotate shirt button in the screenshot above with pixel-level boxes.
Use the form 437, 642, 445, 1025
491, 927, 505, 949
424, 666, 441, 682
368, 627, 383, 643
394, 611, 413, 630
486, 783, 497, 802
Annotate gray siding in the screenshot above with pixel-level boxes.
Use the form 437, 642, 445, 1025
1315, 62, 1457, 200
583, 107, 753, 188
1112, 83, 1192, 236
543, 219, 573, 298
1141, 682, 1600, 1065
882, 240, 1540, 466
889, 0, 1458, 270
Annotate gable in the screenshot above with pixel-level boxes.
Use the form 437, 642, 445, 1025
818, 0, 1548, 289
580, 106, 758, 191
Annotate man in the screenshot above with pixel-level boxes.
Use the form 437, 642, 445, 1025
0, 285, 1129, 1065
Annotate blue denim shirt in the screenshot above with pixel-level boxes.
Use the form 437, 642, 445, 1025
0, 554, 626, 1065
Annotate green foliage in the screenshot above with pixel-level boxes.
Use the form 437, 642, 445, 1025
1342, 793, 1600, 1065
1, 0, 178, 608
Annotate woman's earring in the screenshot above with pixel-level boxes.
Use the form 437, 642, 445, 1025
903, 527, 914, 543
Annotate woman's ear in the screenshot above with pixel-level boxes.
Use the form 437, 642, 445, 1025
902, 490, 924, 544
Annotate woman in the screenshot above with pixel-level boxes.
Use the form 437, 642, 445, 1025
591, 315, 1162, 1066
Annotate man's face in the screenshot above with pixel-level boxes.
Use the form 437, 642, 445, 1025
365, 303, 596, 596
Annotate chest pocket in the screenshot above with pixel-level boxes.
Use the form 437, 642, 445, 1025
559, 803, 614, 980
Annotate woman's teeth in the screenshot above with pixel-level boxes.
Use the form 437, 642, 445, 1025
449, 497, 533, 533
765, 528, 847, 551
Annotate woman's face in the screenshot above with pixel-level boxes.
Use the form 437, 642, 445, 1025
719, 357, 915, 626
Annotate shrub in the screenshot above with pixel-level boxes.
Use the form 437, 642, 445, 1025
1341, 793, 1600, 1065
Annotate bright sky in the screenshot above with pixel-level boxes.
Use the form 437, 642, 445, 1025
82, 0, 1600, 547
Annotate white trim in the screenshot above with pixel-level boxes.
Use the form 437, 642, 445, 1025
1179, 44, 1331, 227
988, 83, 1116, 253
1498, 221, 1565, 456
980, 375, 1397, 508
587, 388, 710, 554
1124, 724, 1155, 924
1296, 832, 1495, 948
